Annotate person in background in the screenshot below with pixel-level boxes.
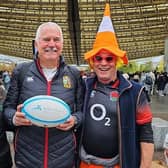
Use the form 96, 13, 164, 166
157, 72, 167, 96
148, 71, 155, 95
79, 3, 154, 168
133, 74, 140, 83
140, 72, 152, 103
0, 79, 6, 110
0, 79, 12, 168
2, 71, 11, 91
3, 22, 84, 168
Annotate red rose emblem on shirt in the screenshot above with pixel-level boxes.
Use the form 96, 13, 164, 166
110, 91, 119, 101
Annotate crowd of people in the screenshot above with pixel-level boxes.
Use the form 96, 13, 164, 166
0, 76, 13, 168
0, 3, 168, 168
121, 71, 168, 102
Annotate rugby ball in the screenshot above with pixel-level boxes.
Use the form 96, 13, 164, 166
21, 95, 71, 127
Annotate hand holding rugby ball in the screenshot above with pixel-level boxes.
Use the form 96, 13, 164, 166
21, 95, 71, 127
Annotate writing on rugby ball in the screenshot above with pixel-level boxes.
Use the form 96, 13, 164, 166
21, 95, 71, 127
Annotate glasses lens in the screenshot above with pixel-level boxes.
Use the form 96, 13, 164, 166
94, 56, 102, 62
106, 57, 113, 62
94, 55, 114, 63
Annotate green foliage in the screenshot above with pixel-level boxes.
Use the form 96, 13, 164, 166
119, 61, 140, 73
119, 61, 154, 73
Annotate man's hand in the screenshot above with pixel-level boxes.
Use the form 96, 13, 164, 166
13, 104, 32, 126
56, 115, 76, 131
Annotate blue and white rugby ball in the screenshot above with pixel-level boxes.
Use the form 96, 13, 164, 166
21, 95, 71, 127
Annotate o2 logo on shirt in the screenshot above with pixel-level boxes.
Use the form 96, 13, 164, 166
90, 104, 111, 126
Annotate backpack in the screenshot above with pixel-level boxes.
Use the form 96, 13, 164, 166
144, 75, 153, 85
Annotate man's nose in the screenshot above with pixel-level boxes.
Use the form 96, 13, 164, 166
48, 39, 55, 46
101, 59, 108, 65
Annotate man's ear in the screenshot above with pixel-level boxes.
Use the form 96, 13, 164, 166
32, 40, 38, 59
34, 40, 38, 48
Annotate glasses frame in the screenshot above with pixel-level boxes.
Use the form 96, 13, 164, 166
93, 55, 115, 63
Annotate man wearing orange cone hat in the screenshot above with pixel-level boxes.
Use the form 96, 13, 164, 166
79, 3, 154, 168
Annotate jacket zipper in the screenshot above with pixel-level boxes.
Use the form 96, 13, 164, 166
44, 80, 52, 168
117, 83, 132, 168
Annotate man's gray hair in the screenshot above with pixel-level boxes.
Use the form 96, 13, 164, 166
35, 22, 63, 42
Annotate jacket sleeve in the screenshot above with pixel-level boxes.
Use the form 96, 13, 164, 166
71, 68, 85, 128
3, 65, 22, 128
136, 90, 152, 125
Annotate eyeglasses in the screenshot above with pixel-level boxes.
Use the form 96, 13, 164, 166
93, 55, 114, 63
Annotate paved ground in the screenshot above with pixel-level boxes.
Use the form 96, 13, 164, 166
151, 94, 168, 166
151, 94, 168, 120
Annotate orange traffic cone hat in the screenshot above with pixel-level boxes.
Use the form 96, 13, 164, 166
84, 3, 128, 67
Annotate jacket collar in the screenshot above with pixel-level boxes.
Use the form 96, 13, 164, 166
85, 71, 132, 94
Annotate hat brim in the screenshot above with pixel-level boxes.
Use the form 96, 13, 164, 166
84, 46, 126, 61
85, 46, 128, 68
